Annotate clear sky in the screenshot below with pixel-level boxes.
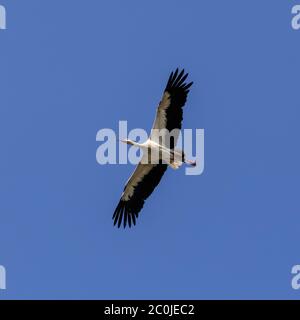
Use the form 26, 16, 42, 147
0, 0, 300, 299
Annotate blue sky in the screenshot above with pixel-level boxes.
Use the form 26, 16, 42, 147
0, 0, 300, 299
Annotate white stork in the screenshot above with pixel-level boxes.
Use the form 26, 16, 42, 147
113, 68, 195, 228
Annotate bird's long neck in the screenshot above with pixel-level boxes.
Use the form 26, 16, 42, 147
129, 140, 142, 147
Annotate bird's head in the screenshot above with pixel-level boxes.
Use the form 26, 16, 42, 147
120, 139, 135, 146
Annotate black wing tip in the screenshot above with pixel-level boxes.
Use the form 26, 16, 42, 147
183, 81, 193, 90
112, 200, 138, 229
166, 68, 192, 92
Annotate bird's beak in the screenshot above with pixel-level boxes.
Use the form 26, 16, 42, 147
120, 139, 127, 144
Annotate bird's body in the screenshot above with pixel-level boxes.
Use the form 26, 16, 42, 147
113, 69, 194, 228
124, 139, 186, 169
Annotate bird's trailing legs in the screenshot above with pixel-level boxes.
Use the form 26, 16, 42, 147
168, 148, 196, 169
169, 159, 196, 169
185, 159, 197, 167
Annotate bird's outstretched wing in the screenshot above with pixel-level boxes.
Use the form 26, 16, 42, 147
113, 163, 167, 228
150, 68, 193, 149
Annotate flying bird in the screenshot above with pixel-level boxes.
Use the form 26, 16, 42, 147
113, 68, 195, 228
